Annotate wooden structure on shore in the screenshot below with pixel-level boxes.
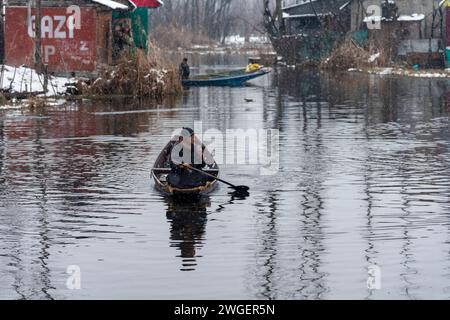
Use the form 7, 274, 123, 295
272, 0, 352, 64
3, 0, 131, 77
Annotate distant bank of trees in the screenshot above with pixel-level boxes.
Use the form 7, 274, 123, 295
263, 0, 284, 39
151, 0, 265, 43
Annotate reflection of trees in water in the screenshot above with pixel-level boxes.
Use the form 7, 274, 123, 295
32, 98, 166, 218
362, 80, 450, 299
273, 68, 370, 128
67, 97, 178, 137
295, 112, 327, 299
0, 97, 187, 298
361, 99, 385, 297
397, 156, 418, 299
379, 78, 399, 123
0, 119, 54, 299
362, 152, 418, 299
0, 116, 4, 190
362, 152, 377, 300
296, 184, 326, 299
262, 68, 450, 298
274, 68, 322, 105
361, 140, 450, 298
166, 198, 210, 271
280, 70, 442, 298
252, 191, 279, 300
251, 188, 326, 299
5, 97, 186, 205
274, 68, 449, 127
32, 123, 54, 299
370, 77, 448, 123
249, 69, 328, 299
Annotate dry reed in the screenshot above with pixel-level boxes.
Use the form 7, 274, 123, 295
27, 96, 48, 109
80, 46, 182, 98
320, 38, 389, 71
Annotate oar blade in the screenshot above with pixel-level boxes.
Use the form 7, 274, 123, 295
231, 185, 250, 193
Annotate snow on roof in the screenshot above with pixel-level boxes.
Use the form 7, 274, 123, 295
363, 13, 425, 23
283, 0, 319, 11
397, 13, 425, 21
92, 0, 129, 10
283, 0, 350, 12
339, 1, 351, 11
283, 12, 331, 19
363, 16, 382, 22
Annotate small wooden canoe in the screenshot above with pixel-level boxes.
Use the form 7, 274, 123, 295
182, 67, 270, 87
151, 140, 220, 198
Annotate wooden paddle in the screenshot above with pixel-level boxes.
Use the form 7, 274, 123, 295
180, 163, 250, 194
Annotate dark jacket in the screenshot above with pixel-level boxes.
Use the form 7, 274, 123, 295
179, 62, 190, 80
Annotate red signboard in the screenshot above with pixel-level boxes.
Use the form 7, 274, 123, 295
5, 7, 97, 73
129, 0, 163, 8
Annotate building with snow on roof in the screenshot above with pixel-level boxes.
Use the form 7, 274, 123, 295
1, 0, 162, 76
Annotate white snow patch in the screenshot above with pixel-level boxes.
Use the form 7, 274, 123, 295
397, 14, 425, 21
224, 35, 270, 46
364, 13, 424, 23
340, 1, 351, 11
368, 53, 380, 63
282, 0, 319, 10
378, 68, 393, 75
249, 36, 270, 44
1, 65, 73, 96
364, 67, 393, 75
225, 35, 245, 46
350, 67, 450, 78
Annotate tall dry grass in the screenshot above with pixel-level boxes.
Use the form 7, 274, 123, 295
0, 93, 7, 106
80, 46, 182, 98
320, 38, 389, 71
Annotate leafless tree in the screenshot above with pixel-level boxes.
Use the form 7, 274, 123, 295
34, 0, 42, 71
152, 0, 265, 42
263, 0, 285, 39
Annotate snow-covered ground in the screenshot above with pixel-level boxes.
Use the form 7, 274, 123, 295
224, 35, 270, 46
0, 97, 67, 110
1, 65, 72, 96
368, 53, 381, 63
348, 67, 450, 78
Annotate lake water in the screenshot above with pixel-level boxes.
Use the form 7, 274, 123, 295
1, 57, 450, 299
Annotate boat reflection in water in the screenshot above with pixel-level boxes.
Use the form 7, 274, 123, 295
165, 190, 250, 272
165, 197, 210, 272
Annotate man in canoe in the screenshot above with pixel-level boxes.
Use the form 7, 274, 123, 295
179, 58, 190, 80
166, 127, 211, 189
